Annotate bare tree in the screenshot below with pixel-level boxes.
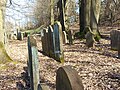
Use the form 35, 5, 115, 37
80, 0, 101, 47
0, 0, 13, 64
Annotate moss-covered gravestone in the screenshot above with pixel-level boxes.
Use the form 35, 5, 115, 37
53, 21, 64, 63
0, 42, 12, 64
27, 36, 41, 90
110, 30, 120, 50
48, 25, 55, 58
56, 66, 84, 90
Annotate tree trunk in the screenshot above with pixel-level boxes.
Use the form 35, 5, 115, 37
57, 0, 65, 31
0, 0, 12, 64
50, 0, 54, 25
79, 0, 85, 33
79, 0, 101, 47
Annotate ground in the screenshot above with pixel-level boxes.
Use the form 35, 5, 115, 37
0, 27, 120, 90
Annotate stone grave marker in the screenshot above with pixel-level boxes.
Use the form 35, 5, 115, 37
41, 29, 45, 53
53, 21, 64, 63
62, 31, 68, 44
85, 31, 94, 47
56, 66, 84, 90
27, 35, 41, 90
118, 35, 120, 58
67, 30, 73, 45
110, 30, 120, 50
17, 32, 23, 40
44, 28, 49, 56
48, 25, 55, 58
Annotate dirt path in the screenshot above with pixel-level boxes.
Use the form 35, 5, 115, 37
0, 31, 120, 90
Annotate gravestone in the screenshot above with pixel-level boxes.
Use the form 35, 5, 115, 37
110, 30, 120, 50
56, 66, 84, 90
27, 36, 41, 90
41, 29, 45, 53
118, 35, 120, 58
41, 28, 49, 55
62, 31, 68, 44
44, 28, 49, 56
17, 32, 23, 40
67, 30, 73, 45
48, 25, 55, 58
85, 31, 94, 47
53, 21, 64, 63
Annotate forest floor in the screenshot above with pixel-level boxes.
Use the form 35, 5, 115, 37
1, 26, 120, 90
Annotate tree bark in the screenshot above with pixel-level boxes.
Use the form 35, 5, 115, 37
0, 0, 12, 64
79, 0, 85, 33
50, 0, 54, 25
57, 0, 65, 31
79, 0, 101, 47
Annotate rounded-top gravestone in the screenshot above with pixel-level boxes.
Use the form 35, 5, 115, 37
56, 66, 84, 90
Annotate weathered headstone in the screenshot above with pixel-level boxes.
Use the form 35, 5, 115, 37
85, 31, 94, 47
62, 31, 68, 44
67, 30, 73, 45
44, 28, 49, 56
48, 25, 55, 58
118, 35, 120, 58
110, 30, 120, 50
41, 29, 45, 53
27, 35, 41, 90
53, 21, 64, 63
56, 66, 84, 90
17, 32, 23, 40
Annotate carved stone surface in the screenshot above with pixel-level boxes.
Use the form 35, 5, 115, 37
85, 31, 94, 47
27, 36, 41, 90
56, 66, 84, 90
110, 30, 120, 50
17, 32, 23, 40
48, 25, 55, 58
53, 22, 64, 63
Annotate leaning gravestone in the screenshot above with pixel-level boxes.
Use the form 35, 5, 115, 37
27, 35, 41, 90
110, 30, 120, 50
56, 66, 84, 90
48, 25, 55, 58
53, 21, 64, 63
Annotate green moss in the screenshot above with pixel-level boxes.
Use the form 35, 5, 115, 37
0, 42, 13, 64
60, 56, 64, 63
94, 33, 101, 42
